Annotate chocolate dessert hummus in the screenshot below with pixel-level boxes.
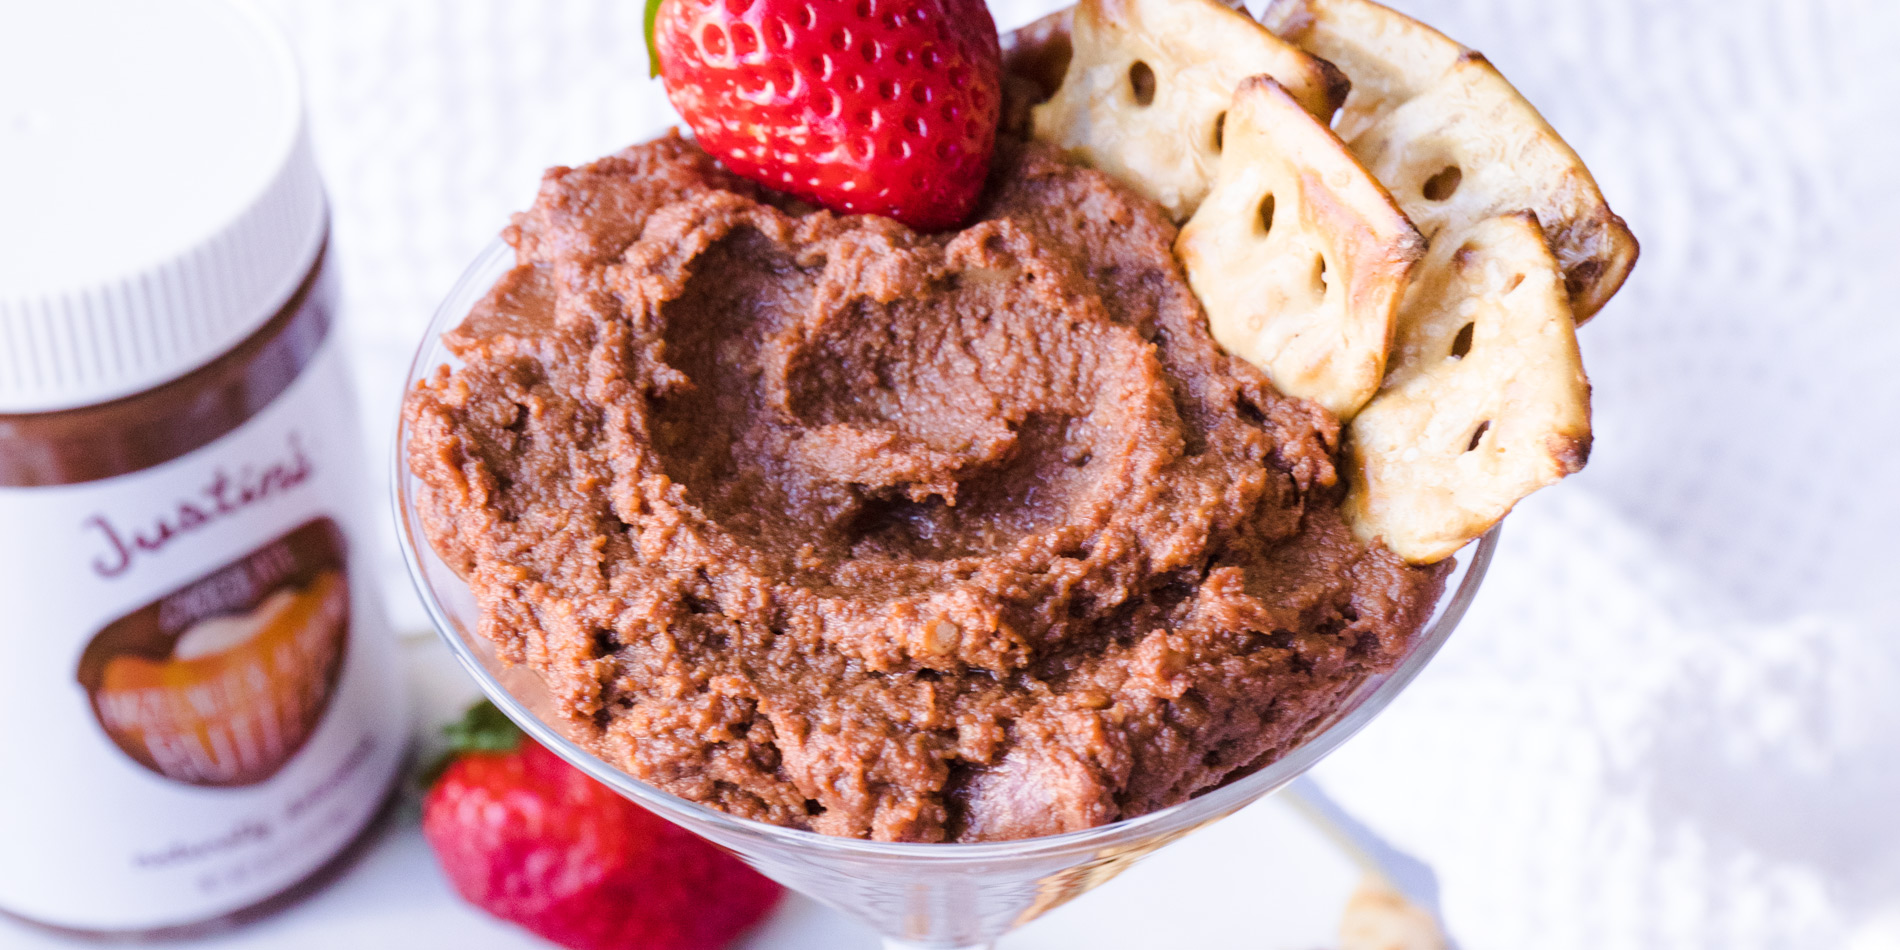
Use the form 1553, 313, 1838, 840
406, 132, 1448, 843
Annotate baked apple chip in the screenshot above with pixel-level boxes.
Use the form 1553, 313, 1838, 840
1002, 7, 1077, 103
1351, 56, 1638, 322
1262, 0, 1637, 322
1343, 213, 1591, 564
1259, 0, 1463, 142
1177, 76, 1424, 420
1031, 0, 1348, 220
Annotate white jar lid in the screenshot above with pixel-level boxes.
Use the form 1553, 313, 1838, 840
0, 0, 326, 413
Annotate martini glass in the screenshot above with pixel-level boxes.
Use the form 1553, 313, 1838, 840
393, 238, 1497, 950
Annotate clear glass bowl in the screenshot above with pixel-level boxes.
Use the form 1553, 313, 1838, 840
393, 238, 1498, 950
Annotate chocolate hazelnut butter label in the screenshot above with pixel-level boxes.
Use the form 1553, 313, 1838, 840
0, 341, 406, 931
76, 519, 351, 789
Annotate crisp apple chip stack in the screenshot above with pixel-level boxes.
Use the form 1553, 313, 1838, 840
1009, 0, 1637, 563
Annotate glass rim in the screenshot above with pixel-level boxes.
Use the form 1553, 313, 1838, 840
392, 236, 1499, 863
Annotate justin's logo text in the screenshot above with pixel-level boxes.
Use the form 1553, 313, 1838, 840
87, 434, 315, 579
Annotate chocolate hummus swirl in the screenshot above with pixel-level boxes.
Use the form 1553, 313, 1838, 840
406, 132, 1447, 842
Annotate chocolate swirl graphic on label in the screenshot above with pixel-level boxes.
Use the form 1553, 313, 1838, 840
75, 519, 351, 787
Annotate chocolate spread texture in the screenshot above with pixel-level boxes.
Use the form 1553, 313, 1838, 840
406, 133, 1447, 842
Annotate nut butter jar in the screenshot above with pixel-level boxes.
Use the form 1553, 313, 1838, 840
0, 0, 408, 936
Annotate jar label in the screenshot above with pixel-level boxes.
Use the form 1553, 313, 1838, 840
0, 339, 406, 931
76, 518, 352, 789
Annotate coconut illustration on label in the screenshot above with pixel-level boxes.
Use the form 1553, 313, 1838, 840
75, 519, 351, 787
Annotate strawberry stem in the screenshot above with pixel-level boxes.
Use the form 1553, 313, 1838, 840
644, 0, 666, 79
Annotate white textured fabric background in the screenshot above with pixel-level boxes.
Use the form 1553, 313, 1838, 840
253, 0, 1900, 945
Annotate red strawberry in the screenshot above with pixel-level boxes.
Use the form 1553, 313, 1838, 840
648, 0, 1002, 230
422, 702, 782, 950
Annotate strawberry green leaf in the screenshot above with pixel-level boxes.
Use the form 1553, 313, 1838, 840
645, 0, 666, 79
445, 699, 523, 754
419, 699, 523, 788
